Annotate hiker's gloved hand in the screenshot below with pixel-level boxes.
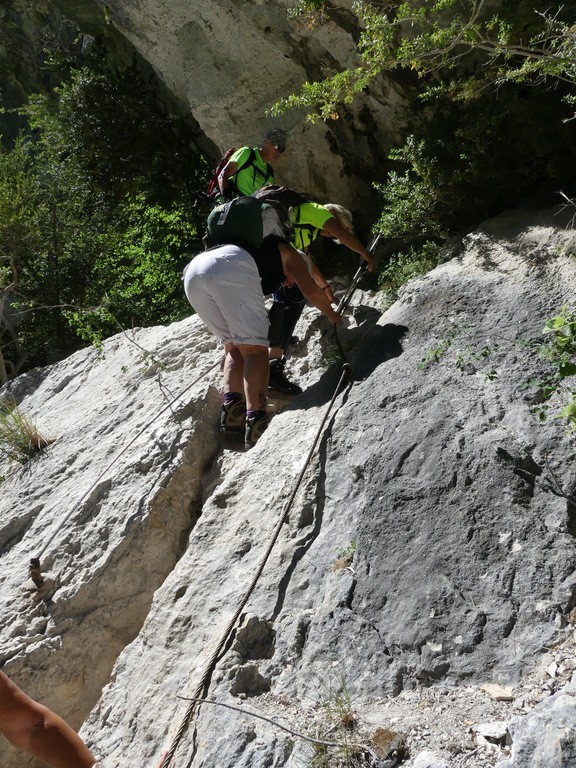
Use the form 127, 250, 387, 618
360, 252, 373, 271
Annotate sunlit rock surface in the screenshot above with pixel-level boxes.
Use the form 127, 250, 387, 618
1, 208, 576, 766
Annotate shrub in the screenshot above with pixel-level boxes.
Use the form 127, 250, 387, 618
378, 241, 443, 295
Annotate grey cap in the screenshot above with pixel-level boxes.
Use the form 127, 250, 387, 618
264, 128, 287, 148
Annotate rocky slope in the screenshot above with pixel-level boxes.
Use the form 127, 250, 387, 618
1, 206, 576, 767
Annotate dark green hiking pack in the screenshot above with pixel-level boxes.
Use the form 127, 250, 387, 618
206, 196, 275, 252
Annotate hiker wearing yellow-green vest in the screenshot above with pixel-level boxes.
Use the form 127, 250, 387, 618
218, 129, 287, 201
267, 201, 373, 395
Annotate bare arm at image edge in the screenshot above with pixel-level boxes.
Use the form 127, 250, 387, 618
0, 672, 96, 768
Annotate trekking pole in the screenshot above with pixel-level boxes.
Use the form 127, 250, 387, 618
335, 233, 381, 315
336, 261, 368, 315
332, 232, 382, 367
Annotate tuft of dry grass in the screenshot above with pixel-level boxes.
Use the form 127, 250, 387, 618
0, 399, 54, 464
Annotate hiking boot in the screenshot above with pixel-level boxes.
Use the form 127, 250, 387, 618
220, 398, 246, 433
268, 358, 302, 395
244, 410, 269, 450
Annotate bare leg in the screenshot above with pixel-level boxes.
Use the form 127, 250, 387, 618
237, 343, 269, 412
223, 344, 245, 396
268, 346, 283, 360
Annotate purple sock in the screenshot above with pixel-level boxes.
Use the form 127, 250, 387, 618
223, 391, 243, 406
246, 409, 267, 421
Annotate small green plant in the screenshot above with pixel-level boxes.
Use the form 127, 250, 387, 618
310, 676, 359, 767
418, 323, 465, 369
523, 305, 576, 428
455, 343, 500, 380
541, 305, 576, 377
561, 394, 576, 425
333, 540, 357, 570
378, 241, 443, 297
287, 0, 329, 24
419, 324, 501, 374
418, 338, 451, 369
0, 400, 54, 464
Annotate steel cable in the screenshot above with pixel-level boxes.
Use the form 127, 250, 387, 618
158, 361, 354, 767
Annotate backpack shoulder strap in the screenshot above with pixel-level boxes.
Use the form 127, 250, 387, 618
207, 147, 237, 196
222, 147, 256, 198
292, 204, 321, 250
236, 147, 256, 175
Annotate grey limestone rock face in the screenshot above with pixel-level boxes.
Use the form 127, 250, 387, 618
501, 681, 576, 767
1, 208, 576, 766
47, 0, 404, 227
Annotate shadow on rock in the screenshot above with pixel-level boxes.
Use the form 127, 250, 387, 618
289, 323, 409, 412
347, 322, 408, 381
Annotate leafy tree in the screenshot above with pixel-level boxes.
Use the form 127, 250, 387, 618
0, 139, 42, 382
373, 82, 576, 244
66, 195, 201, 345
274, 0, 576, 278
0, 43, 209, 378
25, 51, 209, 205
274, 1, 576, 121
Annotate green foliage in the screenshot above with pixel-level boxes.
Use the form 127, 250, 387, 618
527, 305, 576, 428
542, 306, 576, 378
279, 1, 576, 256
373, 84, 576, 248
0, 43, 207, 376
24, 53, 209, 204
378, 241, 443, 295
455, 344, 500, 381
276, 1, 576, 121
417, 320, 500, 380
417, 321, 488, 371
561, 394, 576, 424
373, 139, 449, 244
415, 305, 576, 431
82, 195, 199, 337
0, 399, 53, 464
0, 139, 41, 265
288, 0, 330, 24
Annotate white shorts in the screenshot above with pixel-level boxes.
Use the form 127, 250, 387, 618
183, 245, 269, 347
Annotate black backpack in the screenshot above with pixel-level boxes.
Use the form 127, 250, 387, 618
252, 184, 308, 211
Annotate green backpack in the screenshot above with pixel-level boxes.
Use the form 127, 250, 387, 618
206, 196, 278, 252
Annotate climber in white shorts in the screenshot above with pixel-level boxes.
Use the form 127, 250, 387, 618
183, 231, 341, 449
